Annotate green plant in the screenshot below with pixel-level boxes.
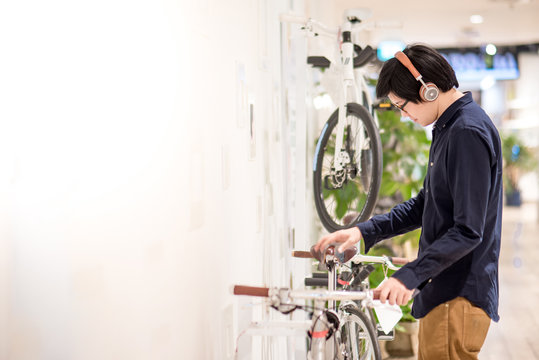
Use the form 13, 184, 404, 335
367, 243, 416, 324
366, 109, 432, 323
377, 109, 430, 202
320, 132, 368, 219
398, 300, 416, 323
501, 132, 537, 195
375, 109, 430, 249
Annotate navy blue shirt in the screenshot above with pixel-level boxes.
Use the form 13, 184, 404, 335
358, 92, 502, 321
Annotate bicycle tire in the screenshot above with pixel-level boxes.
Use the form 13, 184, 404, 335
313, 103, 382, 233
339, 306, 382, 360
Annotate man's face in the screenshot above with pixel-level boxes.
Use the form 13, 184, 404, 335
387, 92, 438, 127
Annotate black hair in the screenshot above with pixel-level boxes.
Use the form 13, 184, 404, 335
376, 44, 459, 103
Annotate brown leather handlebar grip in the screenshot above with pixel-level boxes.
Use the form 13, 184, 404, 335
292, 250, 314, 258
233, 285, 270, 297
309, 245, 357, 263
389, 257, 409, 265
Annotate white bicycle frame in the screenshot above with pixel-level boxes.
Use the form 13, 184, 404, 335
280, 11, 377, 174
236, 287, 374, 360
350, 254, 402, 271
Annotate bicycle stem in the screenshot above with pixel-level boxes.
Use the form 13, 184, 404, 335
327, 260, 338, 310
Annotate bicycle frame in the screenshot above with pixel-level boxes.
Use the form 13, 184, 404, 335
233, 250, 408, 359
280, 13, 376, 173
334, 21, 360, 173
351, 254, 405, 271
233, 285, 374, 360
313, 250, 407, 308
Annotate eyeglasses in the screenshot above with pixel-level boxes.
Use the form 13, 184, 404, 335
392, 99, 409, 112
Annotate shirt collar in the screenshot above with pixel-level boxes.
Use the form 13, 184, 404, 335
434, 92, 473, 130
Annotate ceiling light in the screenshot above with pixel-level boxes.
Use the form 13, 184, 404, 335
485, 44, 497, 55
377, 40, 405, 61
470, 15, 484, 24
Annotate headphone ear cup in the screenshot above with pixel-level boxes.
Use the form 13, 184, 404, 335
421, 83, 439, 101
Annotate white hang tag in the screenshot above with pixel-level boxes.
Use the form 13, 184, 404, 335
373, 300, 403, 334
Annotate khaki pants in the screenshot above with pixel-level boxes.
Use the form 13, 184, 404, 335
418, 297, 491, 360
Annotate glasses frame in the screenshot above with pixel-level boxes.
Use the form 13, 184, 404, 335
393, 99, 409, 112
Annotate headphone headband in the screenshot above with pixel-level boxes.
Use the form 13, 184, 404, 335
394, 51, 439, 102
395, 51, 421, 80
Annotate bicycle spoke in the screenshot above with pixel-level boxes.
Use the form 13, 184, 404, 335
313, 104, 382, 232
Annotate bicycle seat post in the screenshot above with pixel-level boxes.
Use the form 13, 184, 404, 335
326, 259, 338, 310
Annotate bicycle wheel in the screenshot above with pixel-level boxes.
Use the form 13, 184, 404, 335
339, 306, 381, 360
313, 103, 382, 233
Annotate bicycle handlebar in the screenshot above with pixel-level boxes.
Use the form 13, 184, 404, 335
233, 285, 269, 297
279, 13, 308, 25
279, 13, 338, 37
305, 277, 332, 287
351, 253, 411, 270
233, 284, 382, 301
388, 257, 409, 265
292, 248, 411, 269
291, 250, 314, 258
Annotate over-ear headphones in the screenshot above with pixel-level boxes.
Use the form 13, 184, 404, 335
395, 51, 439, 102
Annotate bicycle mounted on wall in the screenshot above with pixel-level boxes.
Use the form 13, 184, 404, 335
282, 8, 383, 232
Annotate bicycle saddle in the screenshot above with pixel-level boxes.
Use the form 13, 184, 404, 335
310, 245, 357, 264
343, 8, 372, 23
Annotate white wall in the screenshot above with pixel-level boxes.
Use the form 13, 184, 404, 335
0, 0, 314, 359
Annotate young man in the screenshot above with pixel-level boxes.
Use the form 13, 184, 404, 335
314, 44, 502, 359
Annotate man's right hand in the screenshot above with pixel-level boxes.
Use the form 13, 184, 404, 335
314, 226, 362, 254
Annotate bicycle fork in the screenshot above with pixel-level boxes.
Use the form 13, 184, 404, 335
333, 21, 359, 175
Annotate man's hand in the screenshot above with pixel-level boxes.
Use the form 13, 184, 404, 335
314, 226, 362, 254
377, 277, 414, 306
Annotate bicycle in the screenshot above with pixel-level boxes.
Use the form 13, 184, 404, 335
293, 246, 411, 359
280, 9, 383, 233
233, 246, 409, 359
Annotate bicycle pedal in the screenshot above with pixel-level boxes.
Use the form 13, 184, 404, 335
376, 325, 394, 341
